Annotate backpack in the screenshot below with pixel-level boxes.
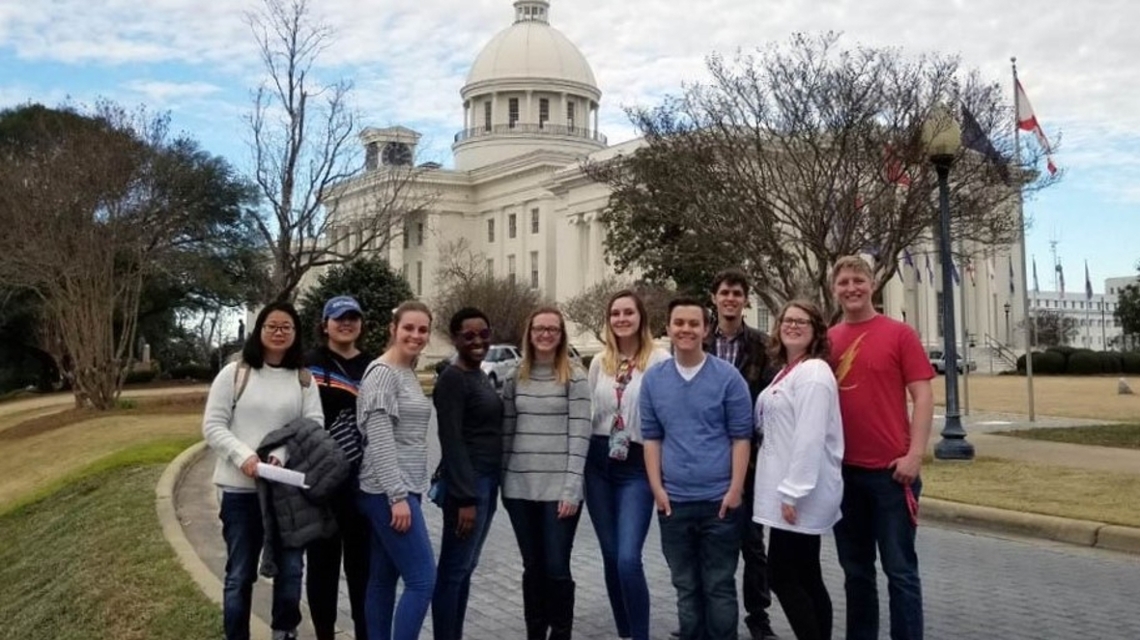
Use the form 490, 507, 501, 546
231, 360, 313, 410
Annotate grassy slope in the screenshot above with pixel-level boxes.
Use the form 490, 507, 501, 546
0, 440, 220, 640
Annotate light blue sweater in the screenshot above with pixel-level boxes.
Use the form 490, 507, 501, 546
640, 356, 753, 502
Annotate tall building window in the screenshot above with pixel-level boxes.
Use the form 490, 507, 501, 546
539, 98, 549, 128
416, 261, 423, 296
416, 222, 424, 246
509, 98, 519, 128
487, 219, 495, 243
508, 213, 517, 239
365, 142, 379, 170
567, 101, 576, 129
403, 223, 409, 249
483, 101, 492, 131
531, 208, 540, 233
486, 258, 494, 274
530, 251, 539, 289
508, 254, 516, 286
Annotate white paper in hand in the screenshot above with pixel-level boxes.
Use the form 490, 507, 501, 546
257, 463, 309, 489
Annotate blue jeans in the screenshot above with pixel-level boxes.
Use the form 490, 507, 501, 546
584, 437, 654, 640
658, 500, 742, 640
503, 497, 582, 640
431, 473, 500, 640
834, 467, 923, 640
219, 491, 303, 640
356, 492, 436, 640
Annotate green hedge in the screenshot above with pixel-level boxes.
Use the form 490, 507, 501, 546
166, 364, 215, 381
1018, 349, 1136, 375
123, 370, 158, 385
1123, 352, 1140, 374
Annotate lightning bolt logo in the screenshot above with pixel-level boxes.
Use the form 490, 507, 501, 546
835, 332, 867, 391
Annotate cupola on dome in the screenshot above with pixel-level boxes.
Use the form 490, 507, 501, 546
466, 0, 598, 90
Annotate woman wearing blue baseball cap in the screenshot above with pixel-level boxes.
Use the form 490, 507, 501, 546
304, 295, 373, 640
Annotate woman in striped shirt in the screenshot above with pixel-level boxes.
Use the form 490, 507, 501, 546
355, 300, 436, 640
501, 306, 592, 640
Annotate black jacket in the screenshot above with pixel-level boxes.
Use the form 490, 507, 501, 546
256, 417, 351, 577
703, 322, 775, 404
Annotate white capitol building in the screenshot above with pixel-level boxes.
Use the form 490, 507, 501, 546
325, 0, 1030, 363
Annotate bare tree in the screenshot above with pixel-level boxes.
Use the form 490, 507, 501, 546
0, 103, 229, 408
1024, 310, 1079, 347
433, 239, 547, 346
247, 0, 431, 302
585, 33, 1059, 318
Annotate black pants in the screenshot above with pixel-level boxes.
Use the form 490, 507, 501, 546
768, 528, 832, 640
742, 456, 773, 632
305, 486, 370, 640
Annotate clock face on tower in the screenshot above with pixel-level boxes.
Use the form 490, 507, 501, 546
381, 142, 412, 166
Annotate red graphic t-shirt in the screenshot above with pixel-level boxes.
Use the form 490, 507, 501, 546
828, 314, 934, 469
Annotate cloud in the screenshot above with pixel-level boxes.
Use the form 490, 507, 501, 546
5, 0, 1140, 200
124, 80, 222, 104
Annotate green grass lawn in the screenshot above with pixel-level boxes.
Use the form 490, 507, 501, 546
0, 440, 221, 640
1000, 423, 1140, 450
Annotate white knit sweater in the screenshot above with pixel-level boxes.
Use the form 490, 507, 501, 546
202, 361, 324, 491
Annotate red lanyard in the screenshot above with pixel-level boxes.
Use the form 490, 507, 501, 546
770, 355, 806, 388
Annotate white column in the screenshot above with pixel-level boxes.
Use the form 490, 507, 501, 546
527, 90, 533, 125
593, 103, 599, 136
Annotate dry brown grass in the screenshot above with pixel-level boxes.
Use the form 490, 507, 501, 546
922, 456, 1140, 527
933, 375, 1140, 421
0, 413, 203, 511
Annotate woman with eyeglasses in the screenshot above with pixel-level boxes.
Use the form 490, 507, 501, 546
583, 290, 670, 640
501, 306, 591, 640
430, 307, 504, 640
752, 300, 844, 640
202, 301, 324, 640
356, 300, 436, 640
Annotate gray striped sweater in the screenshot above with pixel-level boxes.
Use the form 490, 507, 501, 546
356, 360, 432, 500
501, 362, 592, 503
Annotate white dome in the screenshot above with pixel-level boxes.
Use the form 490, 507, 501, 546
466, 20, 597, 90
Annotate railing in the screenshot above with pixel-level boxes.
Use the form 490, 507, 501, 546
983, 333, 1019, 369
454, 123, 607, 145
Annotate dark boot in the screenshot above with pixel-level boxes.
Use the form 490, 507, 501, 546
522, 572, 548, 640
547, 578, 576, 640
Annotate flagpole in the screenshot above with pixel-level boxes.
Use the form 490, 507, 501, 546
1012, 57, 1036, 421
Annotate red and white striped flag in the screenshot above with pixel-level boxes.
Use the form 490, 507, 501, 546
1016, 80, 1058, 176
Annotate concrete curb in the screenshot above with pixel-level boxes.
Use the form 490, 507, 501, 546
156, 441, 274, 640
923, 498, 1140, 555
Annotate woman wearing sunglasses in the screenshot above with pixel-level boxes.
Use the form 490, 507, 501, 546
430, 307, 504, 640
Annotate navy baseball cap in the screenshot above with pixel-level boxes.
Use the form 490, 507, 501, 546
323, 296, 363, 320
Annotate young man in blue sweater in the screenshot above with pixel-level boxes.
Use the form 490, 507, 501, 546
642, 297, 754, 640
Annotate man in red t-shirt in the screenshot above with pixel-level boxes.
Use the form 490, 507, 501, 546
827, 255, 934, 640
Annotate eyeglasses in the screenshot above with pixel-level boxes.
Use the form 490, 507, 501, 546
781, 318, 812, 328
531, 325, 562, 336
459, 328, 492, 342
263, 324, 295, 335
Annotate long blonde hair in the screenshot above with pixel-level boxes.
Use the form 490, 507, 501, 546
519, 306, 573, 384
600, 289, 656, 375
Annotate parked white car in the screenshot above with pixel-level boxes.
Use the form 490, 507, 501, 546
480, 344, 523, 388
928, 349, 978, 374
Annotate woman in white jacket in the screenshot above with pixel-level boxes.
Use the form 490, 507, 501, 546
202, 301, 324, 640
752, 300, 844, 640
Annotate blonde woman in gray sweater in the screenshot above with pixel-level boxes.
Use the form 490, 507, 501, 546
501, 306, 591, 640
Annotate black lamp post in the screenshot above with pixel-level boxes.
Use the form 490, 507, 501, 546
1004, 302, 1012, 345
924, 107, 975, 461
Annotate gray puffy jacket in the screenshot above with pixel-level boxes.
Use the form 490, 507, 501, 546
256, 417, 350, 577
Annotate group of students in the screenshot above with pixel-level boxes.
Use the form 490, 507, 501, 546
202, 253, 935, 640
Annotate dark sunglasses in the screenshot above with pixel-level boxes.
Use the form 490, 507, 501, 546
458, 328, 492, 342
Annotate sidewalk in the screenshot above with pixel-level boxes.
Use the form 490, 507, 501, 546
162, 412, 1140, 639
932, 410, 1140, 475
